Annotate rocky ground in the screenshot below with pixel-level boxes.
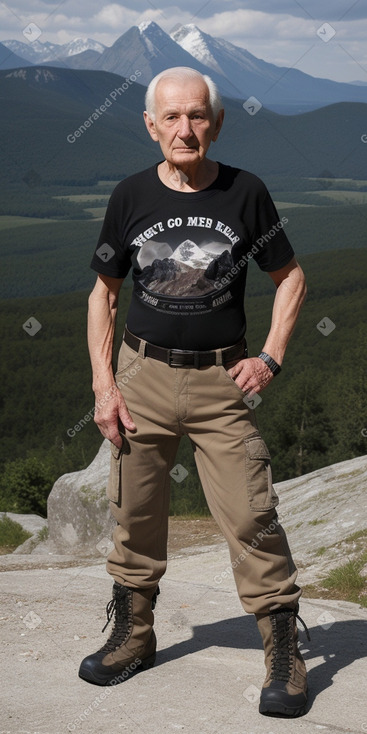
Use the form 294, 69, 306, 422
1, 454, 366, 733
1, 536, 366, 734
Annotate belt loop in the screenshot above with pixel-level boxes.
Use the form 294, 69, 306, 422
138, 339, 147, 358
215, 348, 223, 366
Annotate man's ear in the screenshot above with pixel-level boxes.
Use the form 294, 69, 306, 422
212, 108, 224, 142
143, 111, 159, 142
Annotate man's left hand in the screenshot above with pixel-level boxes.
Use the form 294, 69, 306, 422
226, 357, 274, 394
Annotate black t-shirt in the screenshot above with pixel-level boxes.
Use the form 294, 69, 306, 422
90, 162, 294, 350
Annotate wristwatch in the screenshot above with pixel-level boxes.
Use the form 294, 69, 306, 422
258, 352, 282, 376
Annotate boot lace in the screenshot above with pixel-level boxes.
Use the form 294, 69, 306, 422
270, 606, 310, 682
99, 584, 132, 654
98, 583, 160, 654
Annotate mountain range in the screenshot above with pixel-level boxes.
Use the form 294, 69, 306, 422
2, 21, 367, 113
1, 65, 366, 185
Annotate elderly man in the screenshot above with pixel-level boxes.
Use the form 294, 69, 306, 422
79, 66, 309, 718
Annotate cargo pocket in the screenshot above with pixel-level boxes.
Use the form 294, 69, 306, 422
244, 432, 279, 512
106, 436, 130, 504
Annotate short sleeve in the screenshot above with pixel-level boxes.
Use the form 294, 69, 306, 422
250, 188, 295, 272
90, 184, 132, 278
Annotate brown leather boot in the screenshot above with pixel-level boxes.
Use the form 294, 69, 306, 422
256, 604, 310, 717
78, 582, 159, 685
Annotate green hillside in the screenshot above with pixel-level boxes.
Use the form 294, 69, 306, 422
0, 67, 367, 183
1, 196, 366, 298
0, 248, 366, 515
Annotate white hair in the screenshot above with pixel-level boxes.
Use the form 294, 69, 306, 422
145, 67, 223, 121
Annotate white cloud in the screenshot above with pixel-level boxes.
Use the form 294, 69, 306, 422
0, 1, 366, 82
93, 3, 136, 29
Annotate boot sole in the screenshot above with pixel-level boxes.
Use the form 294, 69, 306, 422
78, 653, 156, 686
259, 700, 306, 718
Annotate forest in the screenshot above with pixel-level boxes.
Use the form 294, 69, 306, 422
0, 75, 366, 517
0, 245, 366, 517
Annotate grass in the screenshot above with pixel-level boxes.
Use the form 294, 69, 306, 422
313, 190, 367, 204
37, 526, 49, 542
54, 194, 109, 203
307, 177, 367, 187
344, 528, 367, 543
322, 553, 367, 606
0, 216, 56, 229
309, 518, 327, 525
84, 207, 107, 218
274, 202, 313, 209
303, 531, 367, 607
0, 516, 32, 552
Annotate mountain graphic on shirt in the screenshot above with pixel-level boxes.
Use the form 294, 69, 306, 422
138, 238, 233, 297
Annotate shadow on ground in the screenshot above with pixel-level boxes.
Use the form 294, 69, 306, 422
157, 614, 367, 712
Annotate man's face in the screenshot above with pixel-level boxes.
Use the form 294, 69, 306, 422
144, 77, 224, 168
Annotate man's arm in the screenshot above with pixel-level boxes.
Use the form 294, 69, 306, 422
227, 257, 307, 393
87, 273, 136, 447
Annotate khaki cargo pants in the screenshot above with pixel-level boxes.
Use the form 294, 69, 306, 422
106, 334, 301, 615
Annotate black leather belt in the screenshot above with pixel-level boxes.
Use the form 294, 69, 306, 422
123, 327, 247, 368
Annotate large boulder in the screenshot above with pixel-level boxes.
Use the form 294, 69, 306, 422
47, 439, 115, 556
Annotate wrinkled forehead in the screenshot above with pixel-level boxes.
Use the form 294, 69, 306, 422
154, 76, 210, 109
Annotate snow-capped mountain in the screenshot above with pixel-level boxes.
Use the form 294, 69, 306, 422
171, 240, 215, 269
0, 41, 32, 69
62, 38, 105, 57
170, 23, 367, 110
1, 38, 104, 64
93, 21, 235, 97
2, 21, 367, 111
170, 24, 225, 75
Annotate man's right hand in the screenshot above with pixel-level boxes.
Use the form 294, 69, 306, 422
93, 385, 137, 448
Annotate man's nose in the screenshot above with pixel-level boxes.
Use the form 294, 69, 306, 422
177, 115, 193, 139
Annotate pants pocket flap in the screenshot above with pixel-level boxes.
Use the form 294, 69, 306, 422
245, 433, 271, 461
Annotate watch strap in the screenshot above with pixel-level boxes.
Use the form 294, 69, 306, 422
258, 352, 281, 376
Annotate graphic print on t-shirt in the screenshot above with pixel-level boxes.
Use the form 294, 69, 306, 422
130, 215, 241, 314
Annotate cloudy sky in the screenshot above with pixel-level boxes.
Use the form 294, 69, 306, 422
1, 0, 366, 83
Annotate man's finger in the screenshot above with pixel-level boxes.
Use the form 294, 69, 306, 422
119, 404, 137, 432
